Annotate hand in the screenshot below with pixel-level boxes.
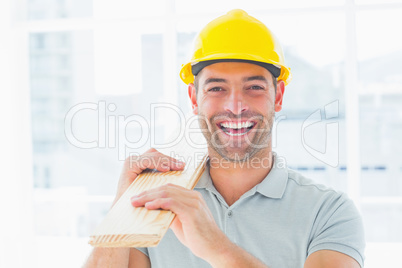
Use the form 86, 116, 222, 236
112, 148, 186, 206
130, 184, 229, 264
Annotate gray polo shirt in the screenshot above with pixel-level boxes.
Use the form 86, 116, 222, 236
136, 155, 365, 267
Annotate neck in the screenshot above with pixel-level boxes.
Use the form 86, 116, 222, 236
208, 147, 274, 206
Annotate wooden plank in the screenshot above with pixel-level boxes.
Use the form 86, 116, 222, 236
89, 133, 208, 247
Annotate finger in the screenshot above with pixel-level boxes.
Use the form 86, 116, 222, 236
130, 190, 168, 207
144, 197, 195, 216
129, 153, 169, 173
130, 152, 185, 174
131, 184, 199, 211
145, 147, 158, 153
133, 183, 189, 199
152, 152, 186, 171
147, 154, 185, 172
148, 149, 186, 167
130, 184, 179, 204
168, 159, 186, 171
140, 198, 175, 211
143, 195, 203, 221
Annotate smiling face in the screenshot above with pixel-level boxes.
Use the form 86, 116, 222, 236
188, 62, 285, 162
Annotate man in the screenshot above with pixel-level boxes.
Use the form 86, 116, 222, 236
84, 9, 365, 267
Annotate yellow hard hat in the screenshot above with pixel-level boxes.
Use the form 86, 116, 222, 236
179, 9, 292, 85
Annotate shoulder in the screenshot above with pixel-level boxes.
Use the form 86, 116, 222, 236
283, 168, 362, 228
284, 169, 365, 266
285, 168, 348, 204
286, 168, 338, 194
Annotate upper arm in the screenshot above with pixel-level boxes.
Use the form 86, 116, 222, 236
307, 193, 365, 267
304, 250, 361, 268
128, 248, 151, 268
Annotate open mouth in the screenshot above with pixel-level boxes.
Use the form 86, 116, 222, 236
217, 121, 256, 136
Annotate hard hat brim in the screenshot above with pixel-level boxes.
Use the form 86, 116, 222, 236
191, 59, 281, 78
180, 53, 291, 86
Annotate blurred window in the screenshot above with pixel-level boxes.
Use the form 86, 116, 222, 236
356, 0, 402, 4
175, 0, 345, 14
356, 8, 402, 245
27, 0, 92, 20
18, 1, 402, 267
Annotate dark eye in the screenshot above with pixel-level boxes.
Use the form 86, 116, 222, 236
249, 85, 264, 90
208, 87, 223, 92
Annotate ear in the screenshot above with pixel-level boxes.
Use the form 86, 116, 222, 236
274, 80, 285, 112
188, 83, 198, 115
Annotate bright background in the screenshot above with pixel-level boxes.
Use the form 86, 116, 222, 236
1, 0, 402, 267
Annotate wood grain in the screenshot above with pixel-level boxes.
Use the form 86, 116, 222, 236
89, 133, 208, 247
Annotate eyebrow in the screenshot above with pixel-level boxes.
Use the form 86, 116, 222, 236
204, 78, 227, 85
203, 76, 269, 86
243, 76, 268, 83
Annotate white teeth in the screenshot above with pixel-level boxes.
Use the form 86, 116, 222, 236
220, 121, 254, 129
226, 132, 246, 136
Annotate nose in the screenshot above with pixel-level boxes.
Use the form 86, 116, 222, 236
223, 91, 249, 115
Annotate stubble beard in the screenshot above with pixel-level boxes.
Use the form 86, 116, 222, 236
198, 109, 274, 163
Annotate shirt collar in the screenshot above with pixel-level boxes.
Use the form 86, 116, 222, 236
255, 153, 288, 199
194, 153, 288, 199
194, 159, 214, 190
